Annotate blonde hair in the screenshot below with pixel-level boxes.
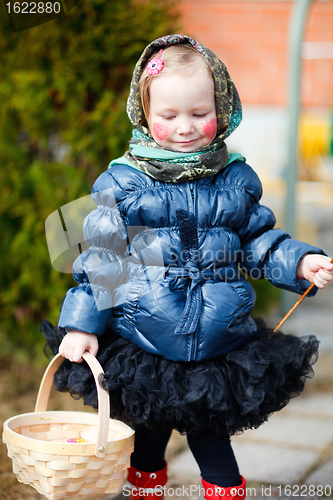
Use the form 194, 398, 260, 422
139, 43, 213, 125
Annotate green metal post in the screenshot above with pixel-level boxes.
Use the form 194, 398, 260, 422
282, 0, 314, 314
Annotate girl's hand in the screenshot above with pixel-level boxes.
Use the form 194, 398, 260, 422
297, 254, 333, 289
59, 330, 99, 363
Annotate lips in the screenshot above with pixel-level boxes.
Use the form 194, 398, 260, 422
171, 137, 205, 152
176, 139, 199, 146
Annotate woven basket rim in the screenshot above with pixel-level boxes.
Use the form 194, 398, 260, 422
3, 410, 134, 456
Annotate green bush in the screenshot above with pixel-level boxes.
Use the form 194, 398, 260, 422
248, 277, 281, 317
0, 0, 178, 360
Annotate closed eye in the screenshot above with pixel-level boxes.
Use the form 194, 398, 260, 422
193, 113, 207, 118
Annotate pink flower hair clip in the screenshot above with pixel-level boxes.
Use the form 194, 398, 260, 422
147, 50, 164, 75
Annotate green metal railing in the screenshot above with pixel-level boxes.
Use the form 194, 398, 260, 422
282, 0, 315, 313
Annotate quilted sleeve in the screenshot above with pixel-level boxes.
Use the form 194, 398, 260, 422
236, 166, 325, 295
58, 171, 129, 336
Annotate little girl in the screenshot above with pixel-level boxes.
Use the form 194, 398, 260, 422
43, 35, 333, 499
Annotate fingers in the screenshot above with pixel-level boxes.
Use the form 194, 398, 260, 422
313, 266, 333, 289
58, 342, 66, 358
59, 340, 83, 363
298, 254, 333, 286
72, 345, 85, 363
87, 341, 99, 358
59, 331, 99, 363
307, 255, 332, 273
316, 255, 333, 271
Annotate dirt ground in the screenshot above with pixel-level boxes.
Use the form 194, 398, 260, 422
1, 355, 43, 500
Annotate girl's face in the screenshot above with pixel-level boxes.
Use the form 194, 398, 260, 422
148, 67, 217, 152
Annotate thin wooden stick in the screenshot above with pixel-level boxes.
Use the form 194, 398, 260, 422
268, 257, 333, 338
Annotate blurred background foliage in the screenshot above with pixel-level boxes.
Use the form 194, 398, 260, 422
0, 0, 178, 361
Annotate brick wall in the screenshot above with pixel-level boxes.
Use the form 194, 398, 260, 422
178, 0, 333, 107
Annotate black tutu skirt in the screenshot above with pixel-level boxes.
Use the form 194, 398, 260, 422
40, 319, 319, 436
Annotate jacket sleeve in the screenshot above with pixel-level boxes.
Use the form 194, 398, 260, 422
236, 165, 325, 295
58, 171, 129, 336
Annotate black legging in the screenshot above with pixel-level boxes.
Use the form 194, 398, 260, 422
130, 426, 241, 488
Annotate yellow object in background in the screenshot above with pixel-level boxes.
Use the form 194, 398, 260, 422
299, 114, 331, 181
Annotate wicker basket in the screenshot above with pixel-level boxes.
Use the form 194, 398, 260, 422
2, 352, 135, 500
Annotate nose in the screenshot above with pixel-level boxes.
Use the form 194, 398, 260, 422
177, 118, 194, 135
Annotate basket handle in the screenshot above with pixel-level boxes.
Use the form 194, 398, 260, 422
34, 352, 110, 458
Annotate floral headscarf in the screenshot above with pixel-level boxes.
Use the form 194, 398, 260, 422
111, 34, 242, 183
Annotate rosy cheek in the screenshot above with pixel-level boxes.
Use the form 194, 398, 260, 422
202, 119, 217, 141
153, 123, 169, 142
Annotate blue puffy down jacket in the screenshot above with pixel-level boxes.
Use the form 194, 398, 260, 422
58, 160, 322, 361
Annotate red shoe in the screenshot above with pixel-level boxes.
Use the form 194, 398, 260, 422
127, 463, 168, 500
202, 476, 247, 499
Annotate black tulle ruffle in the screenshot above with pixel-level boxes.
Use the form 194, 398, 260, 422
40, 319, 319, 436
